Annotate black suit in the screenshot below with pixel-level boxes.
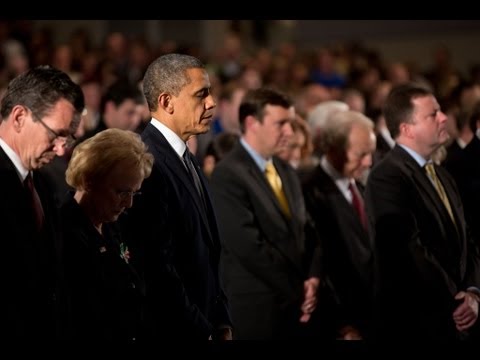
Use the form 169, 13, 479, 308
444, 136, 480, 245
302, 165, 374, 338
373, 132, 393, 165
120, 123, 231, 340
210, 143, 322, 339
0, 147, 64, 343
365, 145, 480, 341
61, 194, 143, 344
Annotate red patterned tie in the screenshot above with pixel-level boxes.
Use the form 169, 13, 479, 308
24, 172, 44, 232
349, 181, 367, 230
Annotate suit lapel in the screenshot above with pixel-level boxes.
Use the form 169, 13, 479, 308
235, 146, 301, 268
394, 146, 461, 248
143, 124, 214, 247
0, 147, 31, 228
436, 165, 465, 248
274, 157, 295, 219
238, 147, 278, 208
317, 166, 367, 236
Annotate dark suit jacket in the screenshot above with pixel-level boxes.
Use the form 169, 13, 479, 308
365, 145, 480, 341
119, 123, 231, 341
373, 132, 393, 165
61, 194, 143, 344
302, 165, 374, 338
0, 147, 64, 344
444, 136, 480, 246
210, 143, 322, 339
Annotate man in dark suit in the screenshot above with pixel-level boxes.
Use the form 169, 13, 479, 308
365, 83, 480, 341
119, 53, 232, 341
444, 103, 480, 246
210, 88, 322, 339
302, 110, 376, 340
0, 66, 84, 343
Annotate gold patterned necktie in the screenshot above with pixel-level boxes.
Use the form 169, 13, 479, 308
265, 161, 291, 217
424, 163, 455, 225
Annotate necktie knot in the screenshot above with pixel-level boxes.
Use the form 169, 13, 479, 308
24, 172, 34, 191
265, 161, 290, 217
425, 162, 436, 178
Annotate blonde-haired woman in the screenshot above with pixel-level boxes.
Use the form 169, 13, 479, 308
61, 128, 153, 344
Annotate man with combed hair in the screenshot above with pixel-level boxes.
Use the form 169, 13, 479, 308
0, 65, 84, 343
210, 88, 322, 339
120, 53, 232, 341
302, 110, 376, 340
365, 83, 480, 341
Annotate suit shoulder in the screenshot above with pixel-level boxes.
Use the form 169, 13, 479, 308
369, 151, 405, 178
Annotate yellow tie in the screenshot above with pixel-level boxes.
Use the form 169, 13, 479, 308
265, 161, 291, 217
425, 163, 455, 225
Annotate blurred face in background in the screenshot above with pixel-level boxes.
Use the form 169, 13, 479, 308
276, 127, 306, 169
254, 105, 294, 159
342, 123, 376, 180
105, 98, 138, 131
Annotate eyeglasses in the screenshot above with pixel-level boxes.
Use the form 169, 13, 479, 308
27, 107, 77, 148
115, 190, 142, 201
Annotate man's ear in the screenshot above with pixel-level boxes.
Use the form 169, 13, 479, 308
400, 122, 412, 139
244, 115, 258, 131
11, 105, 28, 133
158, 93, 174, 114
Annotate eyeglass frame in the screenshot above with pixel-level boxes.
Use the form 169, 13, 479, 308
115, 190, 142, 201
26, 106, 77, 148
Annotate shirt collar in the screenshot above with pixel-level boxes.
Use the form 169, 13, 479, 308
0, 137, 29, 181
150, 117, 187, 157
320, 155, 351, 193
240, 137, 269, 172
398, 143, 428, 167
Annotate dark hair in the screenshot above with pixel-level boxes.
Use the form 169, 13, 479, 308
469, 100, 480, 133
238, 87, 292, 133
1, 65, 84, 123
142, 53, 204, 112
383, 83, 432, 139
100, 80, 143, 114
205, 133, 239, 163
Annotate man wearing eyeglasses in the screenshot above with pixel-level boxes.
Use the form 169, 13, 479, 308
0, 65, 84, 344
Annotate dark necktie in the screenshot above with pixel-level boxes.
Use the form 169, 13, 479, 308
24, 172, 44, 232
183, 150, 205, 202
348, 181, 368, 230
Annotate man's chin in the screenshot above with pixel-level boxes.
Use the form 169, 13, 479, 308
439, 130, 450, 144
196, 124, 211, 134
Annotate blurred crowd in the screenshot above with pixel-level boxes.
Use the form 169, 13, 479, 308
1, 21, 480, 344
